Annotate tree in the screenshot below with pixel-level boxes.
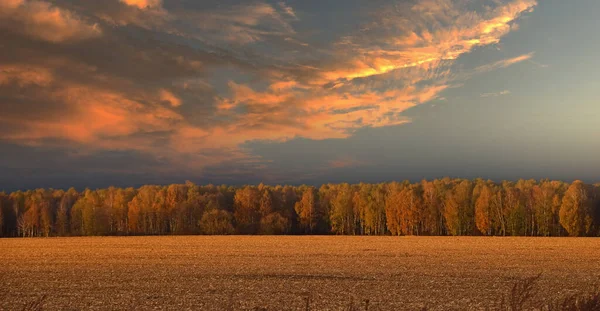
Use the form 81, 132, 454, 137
444, 190, 460, 236
443, 180, 473, 236
114, 188, 134, 235
259, 188, 274, 217
295, 187, 319, 233
57, 188, 77, 236
260, 212, 290, 235
502, 182, 525, 236
185, 183, 204, 234
40, 199, 52, 237
78, 190, 109, 236
233, 186, 261, 234
200, 209, 235, 235
166, 184, 187, 234
329, 183, 355, 235
385, 182, 407, 236
352, 183, 386, 235
560, 181, 593, 236
532, 181, 557, 236
1, 178, 599, 238
0, 193, 5, 236
475, 184, 493, 235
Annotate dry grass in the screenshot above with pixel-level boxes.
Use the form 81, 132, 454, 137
1, 236, 600, 310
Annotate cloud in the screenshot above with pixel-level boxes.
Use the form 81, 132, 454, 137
0, 0, 102, 43
184, 2, 296, 44
0, 78, 183, 148
328, 157, 364, 169
119, 0, 161, 10
0, 0, 539, 181
159, 89, 182, 107
207, 0, 536, 146
95, 2, 169, 30
278, 2, 297, 19
0, 65, 53, 87
473, 52, 535, 74
318, 0, 537, 83
481, 90, 511, 97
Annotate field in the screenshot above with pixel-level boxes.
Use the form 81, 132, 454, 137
1, 237, 600, 310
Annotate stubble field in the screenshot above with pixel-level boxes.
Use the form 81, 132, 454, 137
1, 236, 600, 310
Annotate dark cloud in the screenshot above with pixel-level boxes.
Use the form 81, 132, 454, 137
0, 0, 545, 189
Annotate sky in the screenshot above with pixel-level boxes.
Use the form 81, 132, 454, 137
1, 0, 599, 191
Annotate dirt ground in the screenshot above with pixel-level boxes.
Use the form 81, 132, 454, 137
1, 236, 600, 310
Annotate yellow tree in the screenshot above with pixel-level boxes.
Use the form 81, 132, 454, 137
128, 186, 161, 234
295, 187, 318, 233
56, 188, 78, 236
475, 184, 493, 235
532, 181, 556, 236
166, 184, 186, 234
0, 193, 4, 236
233, 186, 261, 234
421, 180, 442, 235
114, 188, 134, 234
385, 182, 403, 236
444, 190, 460, 236
396, 185, 423, 235
329, 183, 355, 235
560, 180, 593, 236
444, 180, 473, 236
200, 209, 235, 235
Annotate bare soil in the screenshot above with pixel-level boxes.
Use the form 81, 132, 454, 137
1, 236, 600, 310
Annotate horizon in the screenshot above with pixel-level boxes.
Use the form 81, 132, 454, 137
2, 176, 598, 193
2, 0, 600, 190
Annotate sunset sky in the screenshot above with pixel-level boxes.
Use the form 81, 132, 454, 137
1, 0, 599, 190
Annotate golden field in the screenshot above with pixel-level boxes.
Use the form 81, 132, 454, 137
1, 236, 600, 310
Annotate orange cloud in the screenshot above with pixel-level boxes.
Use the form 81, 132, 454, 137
0, 65, 53, 87
0, 0, 539, 175
0, 0, 102, 43
159, 89, 182, 107
119, 0, 162, 9
320, 0, 536, 83
0, 79, 182, 152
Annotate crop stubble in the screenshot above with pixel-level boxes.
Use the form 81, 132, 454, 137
1, 236, 599, 310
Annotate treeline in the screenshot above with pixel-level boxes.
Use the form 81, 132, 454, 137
1, 179, 599, 237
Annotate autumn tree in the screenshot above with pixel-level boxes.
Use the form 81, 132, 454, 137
531, 181, 560, 236
329, 183, 355, 235
0, 192, 5, 236
128, 186, 163, 235
233, 186, 261, 234
394, 185, 423, 235
560, 180, 593, 236
295, 187, 319, 233
385, 182, 404, 236
200, 209, 235, 235
475, 183, 493, 235
444, 180, 474, 236
1, 178, 599, 238
56, 188, 77, 236
165, 184, 187, 234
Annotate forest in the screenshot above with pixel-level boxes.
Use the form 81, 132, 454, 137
1, 178, 599, 237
